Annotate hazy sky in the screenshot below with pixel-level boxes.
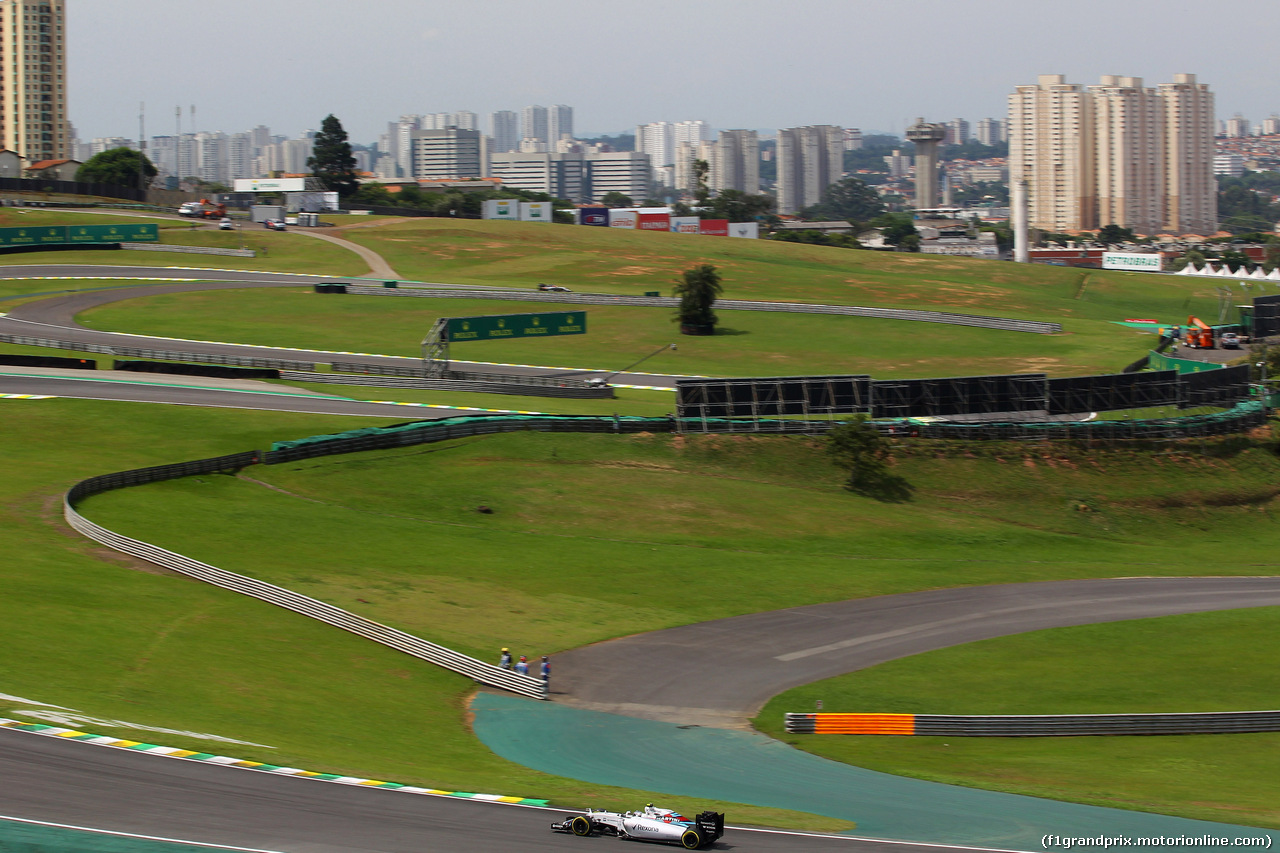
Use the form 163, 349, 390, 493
71, 0, 1280, 143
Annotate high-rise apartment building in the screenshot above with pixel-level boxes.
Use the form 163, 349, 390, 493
491, 110, 519, 153
843, 128, 863, 151
487, 151, 585, 201
548, 105, 573, 145
1, 0, 68, 162
775, 125, 842, 213
1261, 116, 1280, 137
585, 151, 650, 202
944, 118, 970, 146
1008, 73, 1215, 236
712, 130, 759, 195
974, 118, 1006, 146
521, 105, 548, 144
1222, 114, 1250, 138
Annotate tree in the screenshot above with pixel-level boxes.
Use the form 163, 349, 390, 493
75, 148, 157, 188
826, 415, 912, 501
307, 114, 360, 198
706, 189, 775, 223
693, 159, 711, 206
799, 177, 885, 223
601, 191, 633, 208
1096, 224, 1135, 245
673, 264, 723, 332
870, 212, 918, 247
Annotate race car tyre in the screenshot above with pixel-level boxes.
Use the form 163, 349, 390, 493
570, 815, 592, 836
681, 827, 704, 849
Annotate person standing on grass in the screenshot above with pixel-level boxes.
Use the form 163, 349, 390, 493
499, 648, 512, 669
515, 655, 529, 676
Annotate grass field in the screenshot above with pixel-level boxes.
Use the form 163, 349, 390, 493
0, 399, 827, 829
754, 609, 1280, 829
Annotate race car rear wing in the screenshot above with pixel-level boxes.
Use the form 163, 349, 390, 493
696, 811, 724, 843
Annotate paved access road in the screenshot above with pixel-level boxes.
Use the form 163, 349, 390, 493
0, 264, 682, 389
0, 726, 952, 853
552, 577, 1280, 727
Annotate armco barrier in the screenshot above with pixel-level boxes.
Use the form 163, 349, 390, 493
335, 285, 1062, 335
0, 333, 314, 370
281, 370, 612, 398
785, 711, 1280, 736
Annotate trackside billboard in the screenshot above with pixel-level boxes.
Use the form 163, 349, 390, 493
670, 216, 700, 233
1102, 252, 1163, 272
520, 201, 553, 222
482, 199, 520, 220
234, 178, 307, 192
728, 222, 759, 239
700, 219, 729, 237
637, 213, 671, 232
609, 210, 638, 229
578, 207, 609, 226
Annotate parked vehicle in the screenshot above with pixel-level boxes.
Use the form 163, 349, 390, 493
1220, 332, 1241, 349
218, 218, 234, 230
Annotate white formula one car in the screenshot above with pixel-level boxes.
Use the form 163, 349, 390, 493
551, 804, 724, 849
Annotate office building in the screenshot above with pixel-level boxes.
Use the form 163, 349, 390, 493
1008, 73, 1215, 236
491, 110, 519, 153
843, 128, 863, 150
1214, 153, 1245, 179
411, 128, 482, 178
944, 118, 970, 146
488, 151, 585, 201
1, 0, 68, 162
775, 125, 842, 213
712, 129, 759, 194
585, 150, 650, 202
521, 105, 548, 144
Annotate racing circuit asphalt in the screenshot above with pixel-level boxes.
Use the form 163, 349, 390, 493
3, 263, 1280, 851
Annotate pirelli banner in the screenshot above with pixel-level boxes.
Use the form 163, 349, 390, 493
0, 223, 159, 246
444, 312, 586, 342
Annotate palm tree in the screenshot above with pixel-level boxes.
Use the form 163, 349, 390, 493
673, 264, 722, 334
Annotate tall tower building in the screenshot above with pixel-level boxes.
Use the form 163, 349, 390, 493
974, 118, 1005, 146
1091, 76, 1162, 235
490, 110, 518, 153
775, 125, 842, 213
906, 118, 947, 210
1158, 73, 1215, 235
548, 105, 573, 144
712, 129, 759, 195
521, 105, 549, 144
1008, 72, 1214, 238
411, 128, 482, 179
944, 118, 970, 146
1008, 74, 1096, 232
1, 0, 69, 163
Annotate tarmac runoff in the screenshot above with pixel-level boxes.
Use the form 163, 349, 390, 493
472, 693, 1280, 853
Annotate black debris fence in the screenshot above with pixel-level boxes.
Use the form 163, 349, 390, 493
0, 332, 314, 370
113, 360, 282, 380
0, 353, 96, 369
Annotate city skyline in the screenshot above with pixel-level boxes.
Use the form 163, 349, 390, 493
69, 0, 1280, 144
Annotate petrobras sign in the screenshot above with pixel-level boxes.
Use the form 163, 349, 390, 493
637, 213, 671, 232
482, 199, 520, 220
1103, 252, 1163, 272
700, 219, 729, 237
233, 178, 307, 193
609, 210, 638, 229
670, 216, 700, 234
578, 206, 610, 226
520, 201, 554, 222
728, 222, 759, 239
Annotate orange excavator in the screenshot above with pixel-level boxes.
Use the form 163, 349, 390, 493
1184, 315, 1214, 349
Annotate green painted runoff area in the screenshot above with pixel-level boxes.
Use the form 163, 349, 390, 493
0, 819, 259, 852
472, 694, 1280, 853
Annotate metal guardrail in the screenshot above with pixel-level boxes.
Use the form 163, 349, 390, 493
339, 286, 1062, 335
64, 450, 547, 701
281, 369, 613, 399
329, 360, 602, 390
120, 243, 257, 258
785, 711, 1280, 736
0, 333, 315, 371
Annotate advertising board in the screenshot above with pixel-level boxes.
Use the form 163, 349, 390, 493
578, 207, 610, 226
728, 222, 759, 239
669, 216, 700, 234
233, 178, 307, 193
699, 219, 729, 237
1102, 252, 1163, 272
0, 224, 158, 246
482, 199, 520, 220
608, 210, 638, 229
637, 213, 671, 232
520, 201, 554, 222
445, 312, 586, 342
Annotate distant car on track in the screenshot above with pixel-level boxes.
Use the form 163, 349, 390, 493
551, 805, 724, 849
537, 282, 571, 292
218, 218, 234, 230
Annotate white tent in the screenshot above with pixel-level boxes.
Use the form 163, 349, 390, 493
1251, 267, 1268, 279
1178, 264, 1198, 275
1268, 268, 1280, 281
